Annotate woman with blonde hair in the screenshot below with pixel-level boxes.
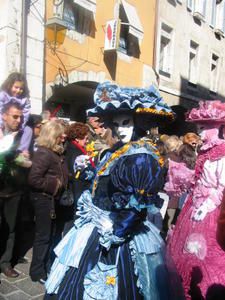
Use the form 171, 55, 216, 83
164, 135, 183, 154
36, 120, 65, 154
29, 120, 68, 284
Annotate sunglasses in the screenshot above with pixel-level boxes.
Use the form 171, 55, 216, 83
6, 113, 21, 120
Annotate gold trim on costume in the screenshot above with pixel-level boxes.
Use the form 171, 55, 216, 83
136, 107, 175, 120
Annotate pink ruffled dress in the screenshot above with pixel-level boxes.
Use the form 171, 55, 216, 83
167, 140, 225, 299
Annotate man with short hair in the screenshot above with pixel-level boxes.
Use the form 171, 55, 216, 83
0, 101, 24, 277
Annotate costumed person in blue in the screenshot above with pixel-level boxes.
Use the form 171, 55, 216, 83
45, 82, 184, 300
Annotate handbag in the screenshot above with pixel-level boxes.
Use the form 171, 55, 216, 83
59, 188, 74, 206
58, 159, 74, 207
83, 247, 120, 300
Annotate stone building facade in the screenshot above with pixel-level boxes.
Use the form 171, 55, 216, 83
155, 0, 225, 108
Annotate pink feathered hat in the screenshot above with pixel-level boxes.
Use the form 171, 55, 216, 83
186, 100, 225, 124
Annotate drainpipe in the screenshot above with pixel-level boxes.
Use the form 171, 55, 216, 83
153, 0, 159, 71
42, 2, 46, 109
20, 0, 27, 74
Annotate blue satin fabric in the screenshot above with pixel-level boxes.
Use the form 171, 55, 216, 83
110, 209, 146, 238
44, 230, 143, 300
110, 153, 165, 209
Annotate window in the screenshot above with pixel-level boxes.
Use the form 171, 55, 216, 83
63, 1, 76, 30
210, 53, 219, 93
187, 0, 194, 11
53, 0, 64, 18
223, 2, 225, 33
188, 40, 199, 85
215, 0, 225, 34
193, 0, 207, 19
118, 5, 129, 54
63, 0, 94, 35
207, 0, 217, 27
159, 23, 173, 77
118, 2, 142, 58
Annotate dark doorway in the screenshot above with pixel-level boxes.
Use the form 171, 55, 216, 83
45, 81, 98, 122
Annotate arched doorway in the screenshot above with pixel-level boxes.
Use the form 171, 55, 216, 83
45, 81, 98, 122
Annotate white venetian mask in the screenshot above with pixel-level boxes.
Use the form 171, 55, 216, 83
112, 114, 134, 143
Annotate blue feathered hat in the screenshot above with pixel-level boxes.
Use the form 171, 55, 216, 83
87, 82, 175, 122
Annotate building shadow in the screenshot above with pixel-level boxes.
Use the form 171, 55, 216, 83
159, 104, 197, 136
179, 76, 225, 107
103, 51, 117, 81
161, 75, 225, 136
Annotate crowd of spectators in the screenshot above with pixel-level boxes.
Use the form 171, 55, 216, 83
0, 98, 119, 281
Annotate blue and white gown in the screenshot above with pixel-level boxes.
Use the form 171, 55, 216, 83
45, 139, 184, 300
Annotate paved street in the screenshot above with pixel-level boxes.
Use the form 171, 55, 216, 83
0, 249, 45, 300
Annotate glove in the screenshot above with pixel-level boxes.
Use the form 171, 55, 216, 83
84, 170, 95, 181
73, 155, 90, 173
193, 198, 216, 221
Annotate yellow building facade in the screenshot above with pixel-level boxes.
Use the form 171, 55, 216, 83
45, 0, 157, 119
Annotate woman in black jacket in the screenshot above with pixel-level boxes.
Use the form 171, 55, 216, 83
28, 120, 68, 284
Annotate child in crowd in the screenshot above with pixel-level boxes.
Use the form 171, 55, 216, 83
0, 72, 30, 132
0, 72, 32, 166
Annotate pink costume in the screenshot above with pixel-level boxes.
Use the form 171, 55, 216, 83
166, 101, 225, 299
